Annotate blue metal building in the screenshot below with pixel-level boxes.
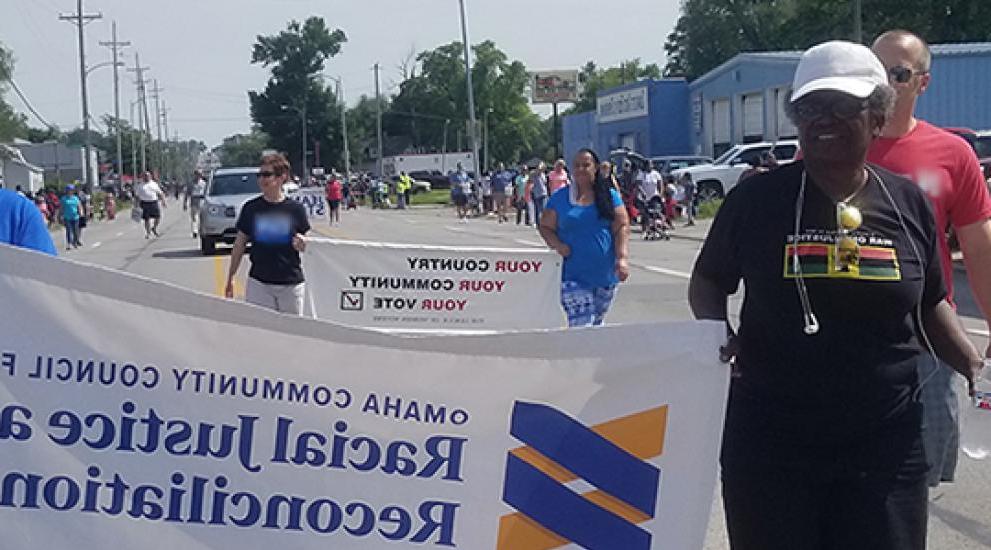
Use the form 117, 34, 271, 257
564, 42, 991, 161
688, 43, 991, 157
563, 79, 693, 162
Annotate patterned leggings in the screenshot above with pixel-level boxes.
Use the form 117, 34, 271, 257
560, 280, 617, 327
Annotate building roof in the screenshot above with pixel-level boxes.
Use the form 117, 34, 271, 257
690, 42, 991, 89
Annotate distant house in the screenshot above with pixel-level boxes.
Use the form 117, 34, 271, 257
0, 144, 44, 194
10, 139, 98, 186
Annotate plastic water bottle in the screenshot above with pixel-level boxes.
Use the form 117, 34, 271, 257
961, 369, 991, 460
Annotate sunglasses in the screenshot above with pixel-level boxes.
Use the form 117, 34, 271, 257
835, 202, 863, 271
888, 66, 927, 84
258, 171, 280, 179
793, 98, 869, 122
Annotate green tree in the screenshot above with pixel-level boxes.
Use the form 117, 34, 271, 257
386, 41, 545, 167
664, 0, 991, 80
0, 43, 29, 141
568, 59, 662, 114
345, 94, 388, 167
214, 130, 271, 167
249, 17, 347, 178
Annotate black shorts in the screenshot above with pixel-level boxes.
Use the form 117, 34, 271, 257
720, 397, 928, 550
453, 195, 468, 207
140, 200, 161, 220
329, 200, 341, 210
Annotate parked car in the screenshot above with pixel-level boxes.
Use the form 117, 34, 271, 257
649, 155, 714, 175
389, 175, 432, 194
408, 170, 451, 190
198, 167, 260, 255
670, 140, 799, 201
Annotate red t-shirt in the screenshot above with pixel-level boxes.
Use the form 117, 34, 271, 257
326, 180, 343, 201
867, 120, 991, 304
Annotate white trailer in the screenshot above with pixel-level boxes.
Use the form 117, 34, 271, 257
381, 152, 476, 177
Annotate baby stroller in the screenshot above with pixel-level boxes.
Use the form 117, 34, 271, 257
642, 195, 671, 241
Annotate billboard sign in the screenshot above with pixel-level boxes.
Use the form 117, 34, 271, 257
531, 70, 580, 104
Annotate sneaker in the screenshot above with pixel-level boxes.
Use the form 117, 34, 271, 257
152, 229, 160, 237
145, 233, 150, 239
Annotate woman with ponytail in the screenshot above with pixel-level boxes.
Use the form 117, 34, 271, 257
539, 148, 630, 327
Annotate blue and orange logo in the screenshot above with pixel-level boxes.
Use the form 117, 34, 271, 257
497, 401, 669, 550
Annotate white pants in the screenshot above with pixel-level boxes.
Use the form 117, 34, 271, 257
245, 277, 305, 315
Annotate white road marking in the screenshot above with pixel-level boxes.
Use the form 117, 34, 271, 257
91, 242, 102, 249
966, 328, 989, 338
635, 263, 692, 280
514, 238, 545, 247
444, 226, 468, 233
116, 232, 124, 237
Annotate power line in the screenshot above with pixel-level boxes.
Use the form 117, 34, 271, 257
8, 79, 55, 128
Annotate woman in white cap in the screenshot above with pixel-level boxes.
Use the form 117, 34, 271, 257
689, 40, 984, 549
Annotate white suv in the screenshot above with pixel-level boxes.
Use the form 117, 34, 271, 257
198, 167, 260, 255
670, 140, 799, 201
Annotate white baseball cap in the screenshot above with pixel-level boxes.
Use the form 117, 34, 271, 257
790, 40, 887, 103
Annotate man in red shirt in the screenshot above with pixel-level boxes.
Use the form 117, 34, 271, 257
870, 30, 991, 486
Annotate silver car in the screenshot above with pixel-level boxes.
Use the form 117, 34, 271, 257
198, 167, 260, 255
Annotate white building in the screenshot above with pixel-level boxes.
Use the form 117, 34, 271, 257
0, 144, 44, 194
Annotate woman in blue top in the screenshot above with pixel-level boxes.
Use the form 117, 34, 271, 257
539, 148, 630, 326
60, 185, 84, 250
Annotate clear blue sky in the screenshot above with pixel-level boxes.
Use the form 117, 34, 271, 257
1, 0, 681, 146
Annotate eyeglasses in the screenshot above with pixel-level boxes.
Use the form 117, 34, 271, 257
792, 98, 869, 122
835, 202, 863, 270
888, 66, 928, 84
258, 171, 276, 179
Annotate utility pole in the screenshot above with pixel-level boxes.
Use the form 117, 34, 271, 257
60, 0, 102, 190
374, 63, 384, 178
160, 106, 170, 183
457, 0, 482, 185
129, 100, 139, 183
853, 0, 863, 43
100, 21, 129, 188
150, 79, 164, 177
127, 53, 150, 174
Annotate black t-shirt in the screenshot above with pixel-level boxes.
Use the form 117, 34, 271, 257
695, 161, 945, 452
236, 196, 311, 285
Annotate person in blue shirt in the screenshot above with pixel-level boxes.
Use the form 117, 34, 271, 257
449, 163, 471, 222
0, 187, 56, 255
491, 162, 513, 223
60, 184, 84, 250
539, 148, 630, 327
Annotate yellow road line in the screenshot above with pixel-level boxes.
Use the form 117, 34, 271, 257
213, 256, 243, 298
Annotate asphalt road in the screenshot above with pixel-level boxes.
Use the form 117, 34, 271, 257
60, 199, 991, 549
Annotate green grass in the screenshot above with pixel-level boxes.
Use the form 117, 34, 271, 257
410, 189, 451, 206
697, 198, 723, 219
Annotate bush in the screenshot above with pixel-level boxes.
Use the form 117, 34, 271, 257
697, 198, 723, 219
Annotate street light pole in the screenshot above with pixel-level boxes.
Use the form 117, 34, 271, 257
457, 0, 482, 183
325, 75, 351, 184
442, 119, 450, 174
374, 63, 384, 178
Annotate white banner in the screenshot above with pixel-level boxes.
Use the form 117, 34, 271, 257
304, 239, 565, 332
0, 244, 729, 550
291, 187, 328, 221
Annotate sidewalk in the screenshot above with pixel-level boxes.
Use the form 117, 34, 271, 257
662, 218, 713, 243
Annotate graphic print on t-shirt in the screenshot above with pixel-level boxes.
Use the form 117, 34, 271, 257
254, 213, 292, 245
783, 230, 901, 281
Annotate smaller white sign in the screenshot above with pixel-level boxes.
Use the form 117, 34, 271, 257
289, 187, 327, 221
598, 86, 649, 123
